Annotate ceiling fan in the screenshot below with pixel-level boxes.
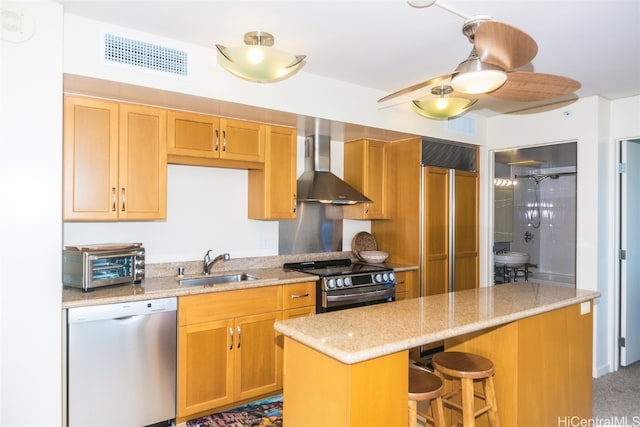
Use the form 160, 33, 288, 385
379, 1, 581, 116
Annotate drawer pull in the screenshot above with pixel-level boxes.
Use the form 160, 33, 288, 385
290, 293, 310, 299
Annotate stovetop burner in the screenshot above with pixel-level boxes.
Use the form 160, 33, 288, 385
283, 258, 389, 277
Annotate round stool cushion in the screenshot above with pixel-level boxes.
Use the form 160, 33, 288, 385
432, 351, 494, 379
409, 366, 443, 401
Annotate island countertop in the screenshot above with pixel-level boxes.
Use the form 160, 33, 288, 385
274, 283, 600, 364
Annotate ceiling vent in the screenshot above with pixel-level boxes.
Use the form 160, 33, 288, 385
104, 33, 188, 76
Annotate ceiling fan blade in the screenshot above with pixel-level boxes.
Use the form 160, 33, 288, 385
474, 20, 538, 71
378, 74, 452, 102
489, 71, 581, 102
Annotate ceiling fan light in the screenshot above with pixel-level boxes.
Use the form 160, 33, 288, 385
216, 31, 306, 83
451, 58, 507, 94
412, 97, 477, 120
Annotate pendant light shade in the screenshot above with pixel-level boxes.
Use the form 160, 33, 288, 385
412, 85, 477, 120
216, 31, 306, 83
451, 56, 507, 94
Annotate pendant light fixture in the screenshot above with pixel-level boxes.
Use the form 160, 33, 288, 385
412, 85, 477, 120
216, 31, 306, 83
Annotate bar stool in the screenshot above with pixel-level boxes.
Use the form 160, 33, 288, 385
408, 364, 446, 427
431, 352, 500, 427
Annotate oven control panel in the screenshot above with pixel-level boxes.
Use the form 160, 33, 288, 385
322, 271, 396, 290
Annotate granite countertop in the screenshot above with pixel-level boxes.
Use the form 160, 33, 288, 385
62, 256, 418, 309
62, 267, 317, 309
274, 283, 600, 364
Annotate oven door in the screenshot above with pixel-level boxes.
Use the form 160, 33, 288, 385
319, 283, 395, 312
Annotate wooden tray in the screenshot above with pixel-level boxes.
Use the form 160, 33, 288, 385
351, 232, 377, 261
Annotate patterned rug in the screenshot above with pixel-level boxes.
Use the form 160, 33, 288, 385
186, 395, 283, 427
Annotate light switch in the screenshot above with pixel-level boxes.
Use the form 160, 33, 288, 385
580, 301, 591, 315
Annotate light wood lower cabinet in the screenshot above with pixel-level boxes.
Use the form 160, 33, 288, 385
177, 286, 283, 419
282, 281, 316, 319
177, 282, 316, 421
394, 270, 418, 301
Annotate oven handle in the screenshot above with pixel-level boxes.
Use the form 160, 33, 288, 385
325, 287, 395, 304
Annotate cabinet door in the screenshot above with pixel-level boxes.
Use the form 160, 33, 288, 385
422, 167, 450, 296
394, 270, 418, 301
220, 118, 264, 162
167, 110, 220, 158
343, 139, 389, 219
178, 319, 235, 417
63, 96, 119, 220
119, 104, 167, 220
454, 170, 479, 291
234, 311, 282, 401
248, 125, 297, 219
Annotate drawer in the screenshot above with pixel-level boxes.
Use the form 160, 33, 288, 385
179, 285, 282, 326
283, 281, 316, 310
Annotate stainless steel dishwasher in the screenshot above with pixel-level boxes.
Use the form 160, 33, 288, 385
67, 297, 177, 427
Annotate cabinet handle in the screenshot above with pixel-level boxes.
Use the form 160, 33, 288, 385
222, 131, 227, 152
236, 325, 241, 349
111, 188, 116, 212
292, 194, 297, 213
365, 203, 369, 214
121, 188, 126, 212
229, 327, 234, 350
290, 293, 310, 299
215, 130, 220, 152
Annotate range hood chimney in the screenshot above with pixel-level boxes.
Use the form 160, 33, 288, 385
296, 125, 371, 205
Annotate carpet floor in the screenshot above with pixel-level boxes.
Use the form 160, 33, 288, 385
592, 361, 640, 423
186, 395, 282, 427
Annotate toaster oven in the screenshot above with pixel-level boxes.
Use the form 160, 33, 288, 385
62, 243, 145, 291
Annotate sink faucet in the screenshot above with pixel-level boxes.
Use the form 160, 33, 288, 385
203, 250, 230, 275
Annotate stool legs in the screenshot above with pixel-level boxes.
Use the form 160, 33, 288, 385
408, 396, 446, 427
484, 376, 500, 427
461, 378, 475, 427
432, 351, 500, 427
409, 400, 418, 427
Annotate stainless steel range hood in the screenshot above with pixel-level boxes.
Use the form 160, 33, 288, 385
297, 133, 371, 205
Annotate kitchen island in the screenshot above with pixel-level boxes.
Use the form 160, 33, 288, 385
274, 283, 600, 427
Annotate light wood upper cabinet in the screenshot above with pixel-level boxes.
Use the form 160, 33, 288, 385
63, 95, 167, 221
248, 125, 297, 220
167, 111, 265, 165
343, 139, 389, 219
167, 110, 219, 158
220, 118, 264, 162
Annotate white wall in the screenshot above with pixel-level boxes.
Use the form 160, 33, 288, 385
485, 94, 640, 377
0, 1, 63, 425
60, 12, 488, 263
602, 96, 640, 373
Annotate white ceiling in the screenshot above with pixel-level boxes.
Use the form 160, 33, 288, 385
56, 0, 640, 117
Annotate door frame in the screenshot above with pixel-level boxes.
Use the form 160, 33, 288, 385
613, 137, 640, 368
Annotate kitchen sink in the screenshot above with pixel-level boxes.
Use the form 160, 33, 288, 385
495, 251, 530, 267
180, 273, 258, 286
